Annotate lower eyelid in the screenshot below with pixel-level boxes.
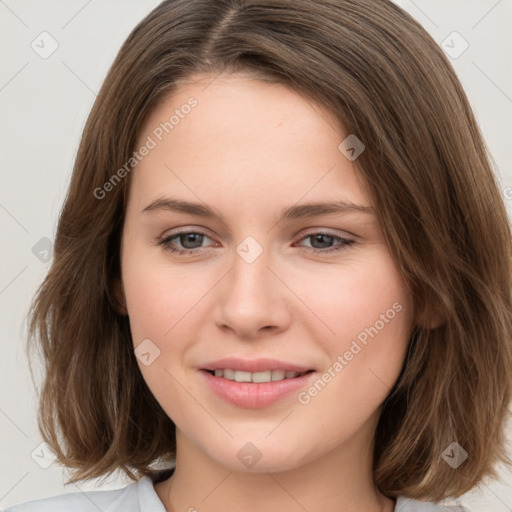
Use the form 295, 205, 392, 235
296, 234, 354, 251
158, 231, 354, 253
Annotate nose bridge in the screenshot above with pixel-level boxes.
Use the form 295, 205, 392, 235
229, 236, 273, 307
212, 234, 289, 336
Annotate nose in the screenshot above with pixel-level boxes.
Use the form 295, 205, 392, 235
212, 244, 291, 340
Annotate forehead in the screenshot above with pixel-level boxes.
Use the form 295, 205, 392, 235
127, 72, 372, 215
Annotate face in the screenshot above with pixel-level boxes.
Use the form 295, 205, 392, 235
119, 72, 414, 473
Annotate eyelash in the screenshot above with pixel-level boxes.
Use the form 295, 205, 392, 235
156, 229, 355, 256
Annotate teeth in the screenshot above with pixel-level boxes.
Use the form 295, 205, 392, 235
235, 371, 252, 383
223, 369, 235, 380
211, 369, 305, 382
252, 371, 271, 383
271, 369, 286, 381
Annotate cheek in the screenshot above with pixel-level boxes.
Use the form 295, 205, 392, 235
287, 248, 412, 348
123, 278, 171, 344
122, 248, 207, 342
292, 250, 413, 406
121, 251, 216, 390
122, 263, 196, 413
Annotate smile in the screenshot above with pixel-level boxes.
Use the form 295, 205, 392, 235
208, 368, 311, 383
201, 369, 316, 409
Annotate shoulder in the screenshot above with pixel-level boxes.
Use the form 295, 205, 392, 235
395, 495, 472, 511
2, 478, 142, 512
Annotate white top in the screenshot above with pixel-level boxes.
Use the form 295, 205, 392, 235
3, 475, 472, 512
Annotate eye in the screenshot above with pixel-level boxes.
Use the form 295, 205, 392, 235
295, 231, 355, 254
157, 229, 215, 255
156, 229, 355, 256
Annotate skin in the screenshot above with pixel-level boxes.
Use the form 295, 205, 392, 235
117, 71, 415, 512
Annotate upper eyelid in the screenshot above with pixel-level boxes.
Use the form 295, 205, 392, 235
161, 227, 217, 244
295, 227, 356, 239
161, 226, 354, 237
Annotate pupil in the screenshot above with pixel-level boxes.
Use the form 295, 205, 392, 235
312, 234, 332, 249
181, 233, 202, 249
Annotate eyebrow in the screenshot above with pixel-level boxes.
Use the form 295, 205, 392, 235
141, 197, 374, 221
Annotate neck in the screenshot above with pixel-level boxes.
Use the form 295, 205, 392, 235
154, 423, 395, 512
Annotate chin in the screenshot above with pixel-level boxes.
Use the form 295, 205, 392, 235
206, 440, 315, 474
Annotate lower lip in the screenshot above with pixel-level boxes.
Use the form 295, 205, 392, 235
201, 370, 315, 409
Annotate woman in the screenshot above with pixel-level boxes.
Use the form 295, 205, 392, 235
7, 0, 511, 510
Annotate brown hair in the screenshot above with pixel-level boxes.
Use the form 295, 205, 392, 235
27, 0, 512, 501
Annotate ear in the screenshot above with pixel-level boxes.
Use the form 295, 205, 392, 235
111, 279, 128, 315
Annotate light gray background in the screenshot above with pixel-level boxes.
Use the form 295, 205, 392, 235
1, 0, 511, 509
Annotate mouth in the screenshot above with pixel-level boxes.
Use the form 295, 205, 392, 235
200, 359, 317, 408
203, 368, 314, 383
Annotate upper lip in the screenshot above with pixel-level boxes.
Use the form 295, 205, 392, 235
201, 357, 314, 373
